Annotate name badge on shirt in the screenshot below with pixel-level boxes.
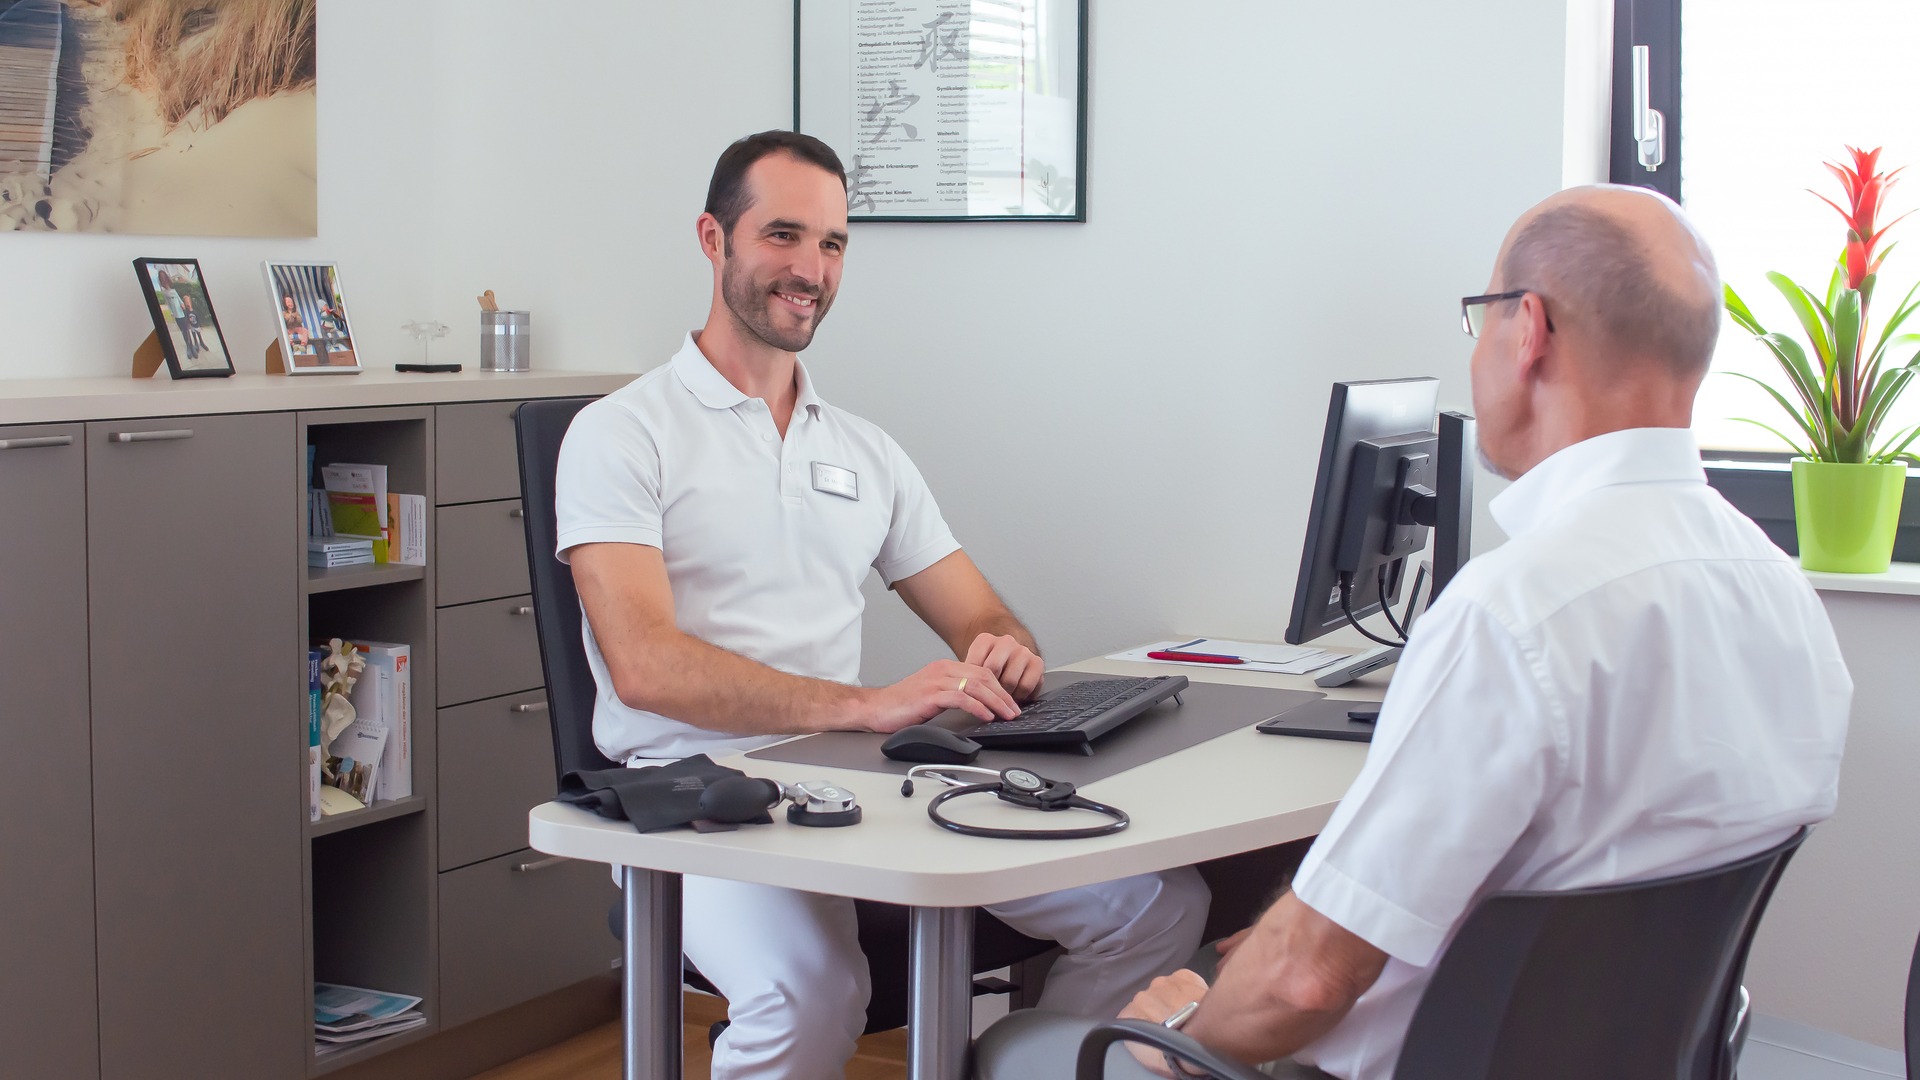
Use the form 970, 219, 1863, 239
811, 462, 859, 501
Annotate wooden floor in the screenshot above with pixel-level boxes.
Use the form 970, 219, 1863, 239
471, 992, 909, 1080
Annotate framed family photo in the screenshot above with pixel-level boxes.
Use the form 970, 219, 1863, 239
264, 261, 361, 374
132, 258, 234, 378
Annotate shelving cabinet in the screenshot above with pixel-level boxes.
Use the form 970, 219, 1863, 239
0, 423, 98, 1080
0, 371, 632, 1080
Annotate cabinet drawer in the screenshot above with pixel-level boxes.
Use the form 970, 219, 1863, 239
438, 848, 617, 1028
437, 499, 530, 606
436, 401, 524, 505
438, 690, 556, 871
438, 594, 544, 706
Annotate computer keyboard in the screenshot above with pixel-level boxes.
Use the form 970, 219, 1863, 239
963, 675, 1189, 751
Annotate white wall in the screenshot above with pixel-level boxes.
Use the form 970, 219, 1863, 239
1744, 590, 1920, 1047
426, 0, 1564, 680
0, 0, 437, 381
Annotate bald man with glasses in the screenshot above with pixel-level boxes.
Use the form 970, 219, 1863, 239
974, 185, 1851, 1079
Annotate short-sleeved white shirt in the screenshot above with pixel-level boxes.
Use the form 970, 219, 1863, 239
1289, 428, 1852, 1080
554, 333, 961, 762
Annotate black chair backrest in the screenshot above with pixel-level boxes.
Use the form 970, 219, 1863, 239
514, 398, 620, 785
1394, 828, 1805, 1080
1907, 927, 1919, 1077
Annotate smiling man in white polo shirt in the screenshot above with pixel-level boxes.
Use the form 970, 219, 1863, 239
972, 186, 1852, 1079
554, 130, 1209, 1080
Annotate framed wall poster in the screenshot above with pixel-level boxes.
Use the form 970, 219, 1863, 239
132, 257, 235, 378
264, 261, 361, 374
794, 0, 1088, 222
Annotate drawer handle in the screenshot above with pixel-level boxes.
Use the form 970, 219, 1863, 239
511, 701, 549, 714
513, 856, 568, 874
509, 506, 525, 519
509, 605, 533, 616
109, 428, 194, 444
0, 435, 73, 450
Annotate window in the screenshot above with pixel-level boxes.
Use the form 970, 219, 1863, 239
1610, 0, 1920, 453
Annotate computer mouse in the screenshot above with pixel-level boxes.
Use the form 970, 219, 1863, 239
881, 724, 983, 765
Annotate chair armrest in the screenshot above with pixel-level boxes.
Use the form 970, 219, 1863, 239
1074, 1019, 1270, 1080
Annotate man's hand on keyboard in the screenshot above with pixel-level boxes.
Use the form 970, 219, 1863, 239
966, 633, 1045, 701
860, 660, 1020, 733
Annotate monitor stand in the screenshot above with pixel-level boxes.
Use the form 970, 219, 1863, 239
1312, 644, 1399, 690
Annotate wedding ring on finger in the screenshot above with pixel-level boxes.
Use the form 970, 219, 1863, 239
957, 677, 968, 693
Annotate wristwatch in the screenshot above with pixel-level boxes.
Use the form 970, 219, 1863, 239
1161, 1001, 1211, 1079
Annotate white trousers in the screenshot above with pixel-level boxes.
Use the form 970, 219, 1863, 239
679, 869, 1211, 1080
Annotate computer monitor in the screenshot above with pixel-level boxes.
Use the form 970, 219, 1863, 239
1284, 378, 1475, 685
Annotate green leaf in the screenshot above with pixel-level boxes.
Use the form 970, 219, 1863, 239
1756, 332, 1834, 446
1871, 421, 1920, 463
1724, 283, 1768, 337
1768, 271, 1836, 368
1831, 288, 1864, 425
1867, 279, 1920, 368
1826, 250, 1847, 310
1726, 371, 1824, 449
1730, 417, 1815, 459
1858, 367, 1911, 444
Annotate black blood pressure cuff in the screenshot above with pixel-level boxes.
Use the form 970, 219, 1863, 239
558, 755, 773, 832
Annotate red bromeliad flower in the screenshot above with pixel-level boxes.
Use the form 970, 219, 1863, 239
1813, 145, 1910, 289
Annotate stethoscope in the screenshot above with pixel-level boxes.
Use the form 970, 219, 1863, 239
899, 765, 1130, 840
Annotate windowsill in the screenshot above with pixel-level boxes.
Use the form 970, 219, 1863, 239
1799, 559, 1920, 597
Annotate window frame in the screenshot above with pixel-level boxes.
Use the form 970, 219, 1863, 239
1607, 0, 1920, 552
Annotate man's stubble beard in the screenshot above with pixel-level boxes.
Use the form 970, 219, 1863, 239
720, 254, 834, 354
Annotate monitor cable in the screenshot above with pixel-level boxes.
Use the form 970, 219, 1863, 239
1338, 572, 1408, 649
1377, 564, 1411, 641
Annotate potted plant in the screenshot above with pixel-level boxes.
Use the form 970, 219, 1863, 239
1725, 146, 1920, 573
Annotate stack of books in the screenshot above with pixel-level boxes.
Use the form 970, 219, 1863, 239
309, 536, 375, 569
313, 982, 425, 1055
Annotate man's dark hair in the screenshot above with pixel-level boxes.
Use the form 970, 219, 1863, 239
704, 130, 847, 237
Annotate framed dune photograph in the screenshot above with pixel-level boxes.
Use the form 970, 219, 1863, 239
0, 0, 316, 236
265, 260, 360, 374
132, 256, 232, 378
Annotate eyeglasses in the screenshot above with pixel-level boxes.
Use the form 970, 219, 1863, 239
1461, 290, 1555, 338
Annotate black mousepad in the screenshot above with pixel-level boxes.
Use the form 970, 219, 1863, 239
1254, 697, 1379, 742
745, 670, 1324, 787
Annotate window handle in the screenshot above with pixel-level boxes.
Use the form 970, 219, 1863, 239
1632, 45, 1666, 171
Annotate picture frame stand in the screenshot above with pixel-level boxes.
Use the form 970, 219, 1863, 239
266, 339, 287, 374
131, 330, 165, 379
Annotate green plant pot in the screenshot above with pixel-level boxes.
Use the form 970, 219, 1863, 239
1791, 459, 1906, 573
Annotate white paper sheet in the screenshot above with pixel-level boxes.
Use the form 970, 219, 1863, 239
1105, 638, 1347, 676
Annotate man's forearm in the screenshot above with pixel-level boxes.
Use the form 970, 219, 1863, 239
959, 609, 1039, 658
1179, 895, 1380, 1067
607, 628, 870, 737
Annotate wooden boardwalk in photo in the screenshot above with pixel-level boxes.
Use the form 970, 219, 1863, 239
0, 0, 62, 185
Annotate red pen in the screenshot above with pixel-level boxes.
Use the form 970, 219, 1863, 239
1146, 650, 1247, 665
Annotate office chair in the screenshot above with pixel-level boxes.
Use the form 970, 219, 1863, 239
1075, 829, 1808, 1080
513, 397, 1053, 1037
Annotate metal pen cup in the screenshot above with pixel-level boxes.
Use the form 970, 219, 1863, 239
479, 310, 531, 372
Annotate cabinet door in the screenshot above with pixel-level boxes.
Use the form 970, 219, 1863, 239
0, 425, 98, 1080
87, 414, 304, 1080
438, 849, 618, 1028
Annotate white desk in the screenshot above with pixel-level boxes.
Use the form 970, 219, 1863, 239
527, 657, 1388, 1080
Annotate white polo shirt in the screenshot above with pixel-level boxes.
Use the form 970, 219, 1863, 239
553, 333, 961, 763
1289, 427, 1852, 1080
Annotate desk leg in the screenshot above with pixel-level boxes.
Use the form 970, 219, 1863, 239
621, 866, 683, 1080
907, 905, 975, 1080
